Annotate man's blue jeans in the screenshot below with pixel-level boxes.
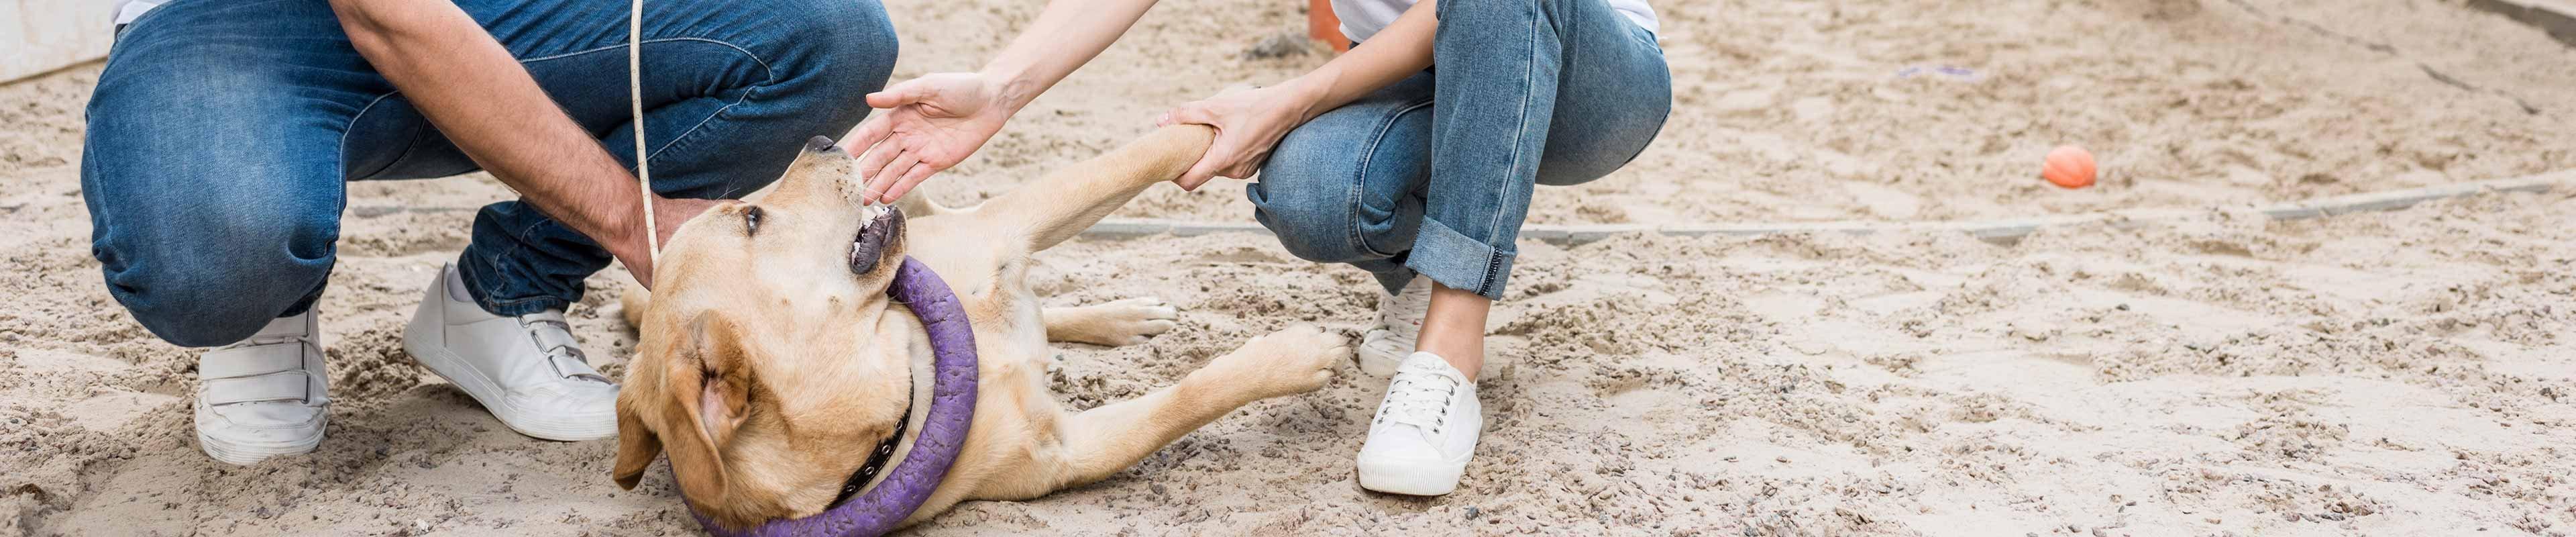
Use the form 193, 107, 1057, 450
82, 0, 896, 346
1249, 0, 1670, 299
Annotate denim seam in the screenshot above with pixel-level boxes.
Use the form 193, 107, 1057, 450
521, 38, 777, 82
1349, 97, 1437, 258
519, 38, 777, 163
650, 95, 750, 165
333, 36, 777, 182
361, 120, 438, 181
1489, 5, 1543, 244
336, 93, 398, 180
1483, 248, 1505, 296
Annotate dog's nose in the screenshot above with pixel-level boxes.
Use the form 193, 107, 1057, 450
805, 136, 837, 153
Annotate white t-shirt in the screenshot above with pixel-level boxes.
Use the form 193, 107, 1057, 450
112, 0, 164, 26
1331, 0, 1656, 43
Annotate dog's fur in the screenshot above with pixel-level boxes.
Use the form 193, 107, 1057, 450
609, 126, 1349, 530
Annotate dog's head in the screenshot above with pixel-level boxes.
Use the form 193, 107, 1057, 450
612, 136, 918, 528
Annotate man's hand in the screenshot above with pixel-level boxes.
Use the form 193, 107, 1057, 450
840, 72, 1018, 204
1159, 79, 1324, 190
605, 197, 719, 288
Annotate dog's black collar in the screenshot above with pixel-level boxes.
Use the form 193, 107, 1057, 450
829, 381, 915, 507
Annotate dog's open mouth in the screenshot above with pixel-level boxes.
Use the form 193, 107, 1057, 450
849, 206, 904, 275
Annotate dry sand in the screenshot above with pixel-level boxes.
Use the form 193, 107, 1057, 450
6, 0, 2576, 535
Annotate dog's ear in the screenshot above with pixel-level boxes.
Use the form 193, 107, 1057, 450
659, 313, 757, 503
610, 391, 661, 489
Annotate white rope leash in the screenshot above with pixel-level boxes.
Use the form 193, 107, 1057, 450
630, 0, 660, 262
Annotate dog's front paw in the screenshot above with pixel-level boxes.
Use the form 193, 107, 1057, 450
1208, 324, 1347, 399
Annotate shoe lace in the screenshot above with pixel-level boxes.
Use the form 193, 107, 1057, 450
1377, 371, 1459, 433
519, 314, 610, 384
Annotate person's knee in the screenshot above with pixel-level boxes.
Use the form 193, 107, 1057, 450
1250, 158, 1370, 264
115, 260, 326, 347
771, 0, 898, 95
99, 200, 333, 347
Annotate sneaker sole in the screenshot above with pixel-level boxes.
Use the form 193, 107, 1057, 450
198, 426, 325, 466
402, 331, 614, 442
1356, 456, 1468, 496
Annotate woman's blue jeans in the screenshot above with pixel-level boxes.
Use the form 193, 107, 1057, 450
81, 0, 897, 346
1249, 0, 1670, 299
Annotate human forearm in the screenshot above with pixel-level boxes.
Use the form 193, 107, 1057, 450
845, 0, 1164, 202
1155, 0, 1438, 187
975, 0, 1163, 112
1287, 0, 1438, 118
329, 0, 648, 250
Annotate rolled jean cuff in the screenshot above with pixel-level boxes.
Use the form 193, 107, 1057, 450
1403, 217, 1515, 300
458, 254, 572, 317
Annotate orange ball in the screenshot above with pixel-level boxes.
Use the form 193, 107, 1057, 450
2043, 145, 2096, 189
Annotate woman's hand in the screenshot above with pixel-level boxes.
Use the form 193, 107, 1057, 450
841, 72, 1020, 204
1158, 79, 1324, 190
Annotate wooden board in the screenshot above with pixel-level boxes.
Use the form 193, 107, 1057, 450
1, 1, 113, 84
1073, 172, 2573, 245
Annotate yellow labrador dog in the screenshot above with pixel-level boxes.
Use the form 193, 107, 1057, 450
610, 126, 1348, 530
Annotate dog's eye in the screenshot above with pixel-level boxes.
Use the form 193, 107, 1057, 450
743, 206, 763, 236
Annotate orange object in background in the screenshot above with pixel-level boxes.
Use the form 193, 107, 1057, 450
2043, 145, 2096, 189
1309, 0, 1350, 52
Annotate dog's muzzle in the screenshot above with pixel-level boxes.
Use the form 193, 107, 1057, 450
850, 207, 902, 275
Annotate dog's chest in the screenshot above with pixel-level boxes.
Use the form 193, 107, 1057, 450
970, 274, 1053, 386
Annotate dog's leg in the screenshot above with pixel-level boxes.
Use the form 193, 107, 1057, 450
1021, 325, 1345, 492
1044, 297, 1178, 347
963, 126, 1214, 256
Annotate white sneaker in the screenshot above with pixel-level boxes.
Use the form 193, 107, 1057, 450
1355, 352, 1482, 495
1356, 275, 1433, 377
402, 264, 618, 441
195, 310, 330, 465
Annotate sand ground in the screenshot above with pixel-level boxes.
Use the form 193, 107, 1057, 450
5, 0, 2576, 535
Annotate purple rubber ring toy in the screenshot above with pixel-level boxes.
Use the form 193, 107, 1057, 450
690, 256, 978, 537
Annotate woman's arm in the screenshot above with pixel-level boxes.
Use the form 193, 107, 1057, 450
977, 0, 1166, 111
329, 0, 710, 284
1295, 0, 1440, 119
1159, 0, 1440, 188
841, 0, 1165, 203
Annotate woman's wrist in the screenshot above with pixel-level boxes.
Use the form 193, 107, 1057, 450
973, 60, 1046, 115
1281, 72, 1335, 123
